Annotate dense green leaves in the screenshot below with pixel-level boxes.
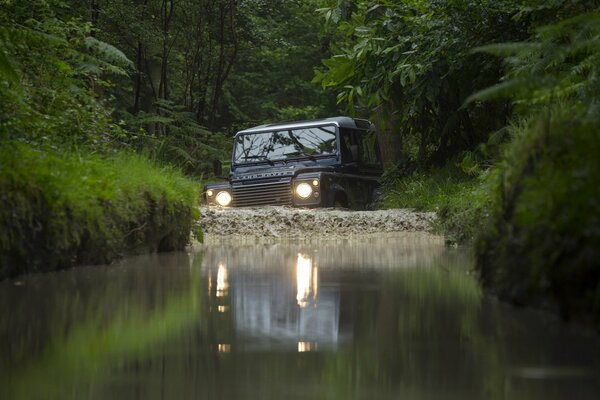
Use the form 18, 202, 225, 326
0, 0, 130, 147
466, 3, 600, 323
467, 10, 600, 111
0, 0, 339, 175
223, 0, 337, 130
315, 0, 525, 166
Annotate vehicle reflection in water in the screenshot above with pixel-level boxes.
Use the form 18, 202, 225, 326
1, 233, 600, 400
205, 250, 339, 352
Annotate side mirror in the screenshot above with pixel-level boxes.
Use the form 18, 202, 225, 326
213, 159, 223, 177
350, 144, 359, 162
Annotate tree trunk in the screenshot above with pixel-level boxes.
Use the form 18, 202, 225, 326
132, 42, 143, 114
90, 0, 99, 34
208, 0, 238, 129
373, 103, 402, 169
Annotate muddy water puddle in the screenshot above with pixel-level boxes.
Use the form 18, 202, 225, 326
1, 233, 600, 399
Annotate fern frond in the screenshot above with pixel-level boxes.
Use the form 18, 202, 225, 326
472, 42, 542, 56
464, 77, 556, 105
84, 36, 132, 69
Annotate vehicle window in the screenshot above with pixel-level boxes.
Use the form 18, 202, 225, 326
234, 126, 337, 164
340, 130, 353, 162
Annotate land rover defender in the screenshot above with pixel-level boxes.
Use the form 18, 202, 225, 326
204, 117, 383, 209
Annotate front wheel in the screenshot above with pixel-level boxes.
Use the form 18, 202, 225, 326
366, 187, 383, 210
333, 193, 348, 209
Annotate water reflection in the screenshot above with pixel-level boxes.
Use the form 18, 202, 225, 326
298, 341, 318, 352
216, 262, 229, 297
206, 250, 340, 351
0, 252, 202, 400
218, 343, 231, 353
1, 234, 600, 400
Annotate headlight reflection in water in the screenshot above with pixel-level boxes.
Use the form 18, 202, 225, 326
216, 263, 229, 297
296, 253, 318, 308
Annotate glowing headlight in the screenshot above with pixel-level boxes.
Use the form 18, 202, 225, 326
206, 189, 214, 197
295, 183, 313, 199
215, 191, 232, 206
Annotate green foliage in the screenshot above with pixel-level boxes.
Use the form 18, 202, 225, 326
0, 143, 200, 278
123, 99, 231, 176
467, 10, 600, 111
223, 0, 337, 130
471, 6, 600, 324
59, 0, 336, 173
314, 0, 524, 165
0, 0, 131, 148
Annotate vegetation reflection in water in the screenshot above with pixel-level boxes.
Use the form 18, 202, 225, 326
1, 234, 600, 400
0, 252, 203, 400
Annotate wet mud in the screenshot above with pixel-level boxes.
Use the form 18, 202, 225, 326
200, 206, 436, 241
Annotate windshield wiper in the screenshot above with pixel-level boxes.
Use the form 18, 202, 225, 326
284, 151, 317, 161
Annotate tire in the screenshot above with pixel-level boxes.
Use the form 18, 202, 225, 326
367, 187, 383, 209
333, 193, 348, 209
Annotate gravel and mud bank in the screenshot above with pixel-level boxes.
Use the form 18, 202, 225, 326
200, 206, 436, 241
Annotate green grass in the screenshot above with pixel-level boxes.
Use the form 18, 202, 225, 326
379, 166, 490, 243
0, 142, 201, 278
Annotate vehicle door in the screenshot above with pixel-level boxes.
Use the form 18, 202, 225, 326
338, 128, 373, 208
356, 129, 383, 207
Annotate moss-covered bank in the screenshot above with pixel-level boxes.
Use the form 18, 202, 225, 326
476, 113, 600, 324
380, 112, 600, 327
0, 143, 200, 278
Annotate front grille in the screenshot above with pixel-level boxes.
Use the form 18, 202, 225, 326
232, 180, 292, 207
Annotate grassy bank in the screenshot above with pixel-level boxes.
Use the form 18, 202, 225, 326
379, 166, 488, 243
0, 143, 200, 278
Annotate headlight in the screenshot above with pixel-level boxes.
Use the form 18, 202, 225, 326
295, 183, 313, 199
215, 191, 232, 206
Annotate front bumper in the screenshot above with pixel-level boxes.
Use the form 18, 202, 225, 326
204, 175, 322, 207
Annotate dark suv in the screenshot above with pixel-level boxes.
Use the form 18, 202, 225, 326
204, 117, 383, 209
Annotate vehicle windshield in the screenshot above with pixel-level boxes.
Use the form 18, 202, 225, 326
233, 125, 338, 164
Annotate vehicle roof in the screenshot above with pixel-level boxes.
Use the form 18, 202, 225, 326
236, 116, 373, 135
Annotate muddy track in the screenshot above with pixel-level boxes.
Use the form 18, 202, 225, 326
200, 206, 436, 241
